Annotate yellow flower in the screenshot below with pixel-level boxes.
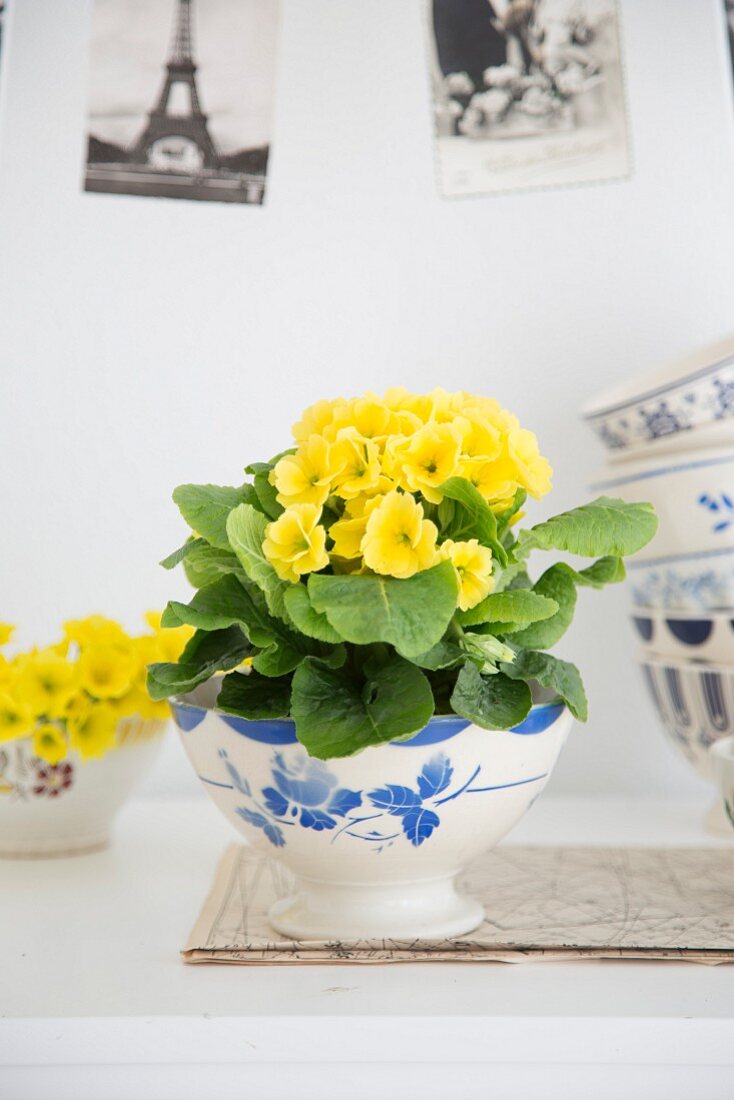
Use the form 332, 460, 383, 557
15, 650, 78, 718
361, 491, 438, 579
461, 458, 517, 504
63, 615, 127, 648
329, 496, 382, 559
0, 623, 15, 647
262, 504, 329, 583
439, 539, 494, 611
328, 394, 393, 444
456, 410, 502, 464
505, 428, 553, 499
292, 398, 345, 444
33, 722, 68, 765
330, 429, 383, 500
0, 655, 11, 688
390, 423, 462, 503
0, 691, 34, 742
271, 435, 336, 507
79, 644, 138, 700
141, 616, 194, 664
68, 702, 119, 761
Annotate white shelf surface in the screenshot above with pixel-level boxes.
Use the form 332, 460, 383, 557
2, 794, 733, 1100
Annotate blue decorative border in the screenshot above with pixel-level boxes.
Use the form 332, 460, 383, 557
590, 454, 734, 491
170, 699, 566, 744
583, 353, 734, 421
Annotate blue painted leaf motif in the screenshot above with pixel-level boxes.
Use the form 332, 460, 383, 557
300, 807, 337, 831
263, 822, 286, 848
236, 807, 267, 828
368, 784, 422, 816
223, 758, 251, 796
327, 787, 362, 818
416, 754, 453, 800
401, 807, 440, 847
272, 768, 334, 808
262, 786, 289, 818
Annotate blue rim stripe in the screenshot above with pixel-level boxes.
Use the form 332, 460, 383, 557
626, 546, 734, 569
170, 699, 565, 745
590, 454, 734, 491
583, 353, 734, 421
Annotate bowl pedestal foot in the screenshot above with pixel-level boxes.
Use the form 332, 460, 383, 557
268, 873, 485, 942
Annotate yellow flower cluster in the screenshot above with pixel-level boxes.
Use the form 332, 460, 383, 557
0, 614, 192, 765
262, 389, 552, 606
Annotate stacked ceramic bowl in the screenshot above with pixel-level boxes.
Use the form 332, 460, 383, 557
582, 336, 734, 801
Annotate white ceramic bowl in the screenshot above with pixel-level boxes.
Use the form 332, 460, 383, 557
632, 608, 734, 665
710, 736, 734, 833
0, 717, 166, 857
581, 334, 734, 455
591, 447, 734, 611
172, 684, 572, 941
640, 657, 734, 780
606, 418, 734, 466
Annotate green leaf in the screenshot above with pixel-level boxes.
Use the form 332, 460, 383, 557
461, 632, 516, 670
181, 543, 247, 589
283, 584, 343, 644
457, 589, 558, 628
291, 654, 434, 759
411, 638, 465, 670
502, 650, 587, 721
253, 470, 283, 520
438, 477, 508, 566
161, 574, 267, 633
518, 497, 657, 559
216, 670, 292, 719
173, 483, 257, 550
511, 557, 625, 650
146, 626, 250, 700
226, 503, 293, 625
308, 561, 459, 660
450, 662, 532, 730
160, 537, 208, 570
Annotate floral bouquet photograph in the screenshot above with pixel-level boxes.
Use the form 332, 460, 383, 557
149, 388, 657, 940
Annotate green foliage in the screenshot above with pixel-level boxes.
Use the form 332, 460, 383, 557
450, 662, 532, 729
502, 649, 588, 721
157, 456, 657, 759
172, 484, 256, 551
290, 654, 435, 759
146, 626, 251, 700
308, 561, 459, 659
217, 670, 291, 719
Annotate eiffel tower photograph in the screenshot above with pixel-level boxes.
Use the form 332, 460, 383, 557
84, 0, 279, 205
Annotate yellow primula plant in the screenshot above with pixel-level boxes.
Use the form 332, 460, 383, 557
0, 615, 192, 766
150, 388, 658, 759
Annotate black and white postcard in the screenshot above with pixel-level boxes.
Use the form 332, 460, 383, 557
84, 0, 279, 205
429, 0, 631, 197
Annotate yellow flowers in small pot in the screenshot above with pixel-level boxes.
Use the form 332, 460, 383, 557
150, 388, 658, 760
0, 615, 193, 857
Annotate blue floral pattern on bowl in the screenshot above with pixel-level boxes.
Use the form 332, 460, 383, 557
584, 356, 734, 452
215, 747, 548, 853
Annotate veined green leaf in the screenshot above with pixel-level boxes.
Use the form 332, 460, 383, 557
181, 543, 247, 589
226, 503, 293, 626
172, 483, 257, 550
437, 477, 508, 566
518, 497, 657, 559
511, 558, 625, 650
450, 662, 532, 730
146, 626, 250, 700
457, 589, 558, 628
283, 584, 343, 644
159, 537, 208, 570
217, 670, 292, 719
502, 649, 587, 721
290, 655, 434, 759
308, 561, 459, 660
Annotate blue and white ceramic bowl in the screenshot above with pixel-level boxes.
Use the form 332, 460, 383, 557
591, 447, 734, 611
172, 682, 572, 941
582, 335, 734, 456
632, 608, 734, 665
640, 657, 734, 780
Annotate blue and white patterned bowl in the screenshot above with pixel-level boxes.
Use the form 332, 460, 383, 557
591, 448, 734, 611
171, 684, 572, 941
632, 609, 734, 665
640, 657, 734, 780
582, 335, 734, 455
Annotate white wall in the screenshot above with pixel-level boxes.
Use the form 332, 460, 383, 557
1, 0, 733, 800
